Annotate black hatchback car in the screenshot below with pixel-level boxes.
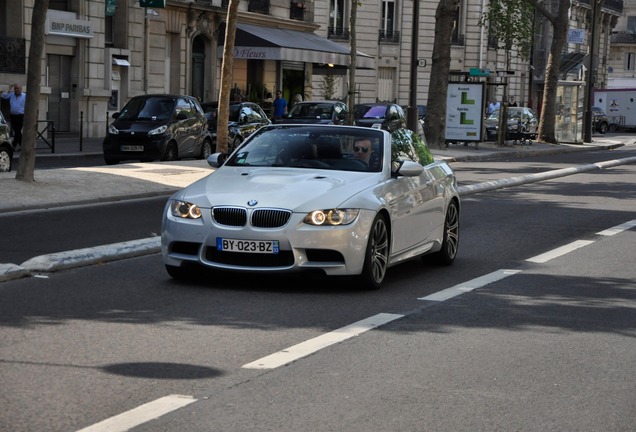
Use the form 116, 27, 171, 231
103, 94, 213, 165
201, 101, 271, 151
354, 103, 407, 132
278, 100, 348, 125
0, 111, 14, 172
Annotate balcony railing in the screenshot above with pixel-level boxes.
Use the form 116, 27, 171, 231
0, 37, 26, 74
611, 32, 636, 44
248, 0, 269, 14
576, 0, 623, 15
379, 29, 400, 43
328, 27, 350, 40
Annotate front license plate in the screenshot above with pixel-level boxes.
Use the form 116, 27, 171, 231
121, 145, 144, 152
217, 238, 279, 254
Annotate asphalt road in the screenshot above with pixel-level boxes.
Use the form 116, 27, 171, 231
1, 151, 634, 431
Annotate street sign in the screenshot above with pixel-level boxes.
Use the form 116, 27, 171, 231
469, 68, 490, 77
140, 0, 165, 7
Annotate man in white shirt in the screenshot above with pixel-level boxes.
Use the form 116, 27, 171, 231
1, 83, 26, 149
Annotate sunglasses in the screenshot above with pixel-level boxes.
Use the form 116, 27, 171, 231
353, 145, 369, 153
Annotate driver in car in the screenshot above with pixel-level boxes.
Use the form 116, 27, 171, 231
353, 138, 373, 164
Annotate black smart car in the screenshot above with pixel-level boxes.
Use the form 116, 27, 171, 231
103, 94, 213, 165
278, 100, 348, 125
0, 111, 14, 172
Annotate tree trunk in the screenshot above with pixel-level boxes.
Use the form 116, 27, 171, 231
346, 0, 358, 126
536, 0, 569, 143
424, 0, 460, 149
216, 0, 240, 154
15, 0, 49, 182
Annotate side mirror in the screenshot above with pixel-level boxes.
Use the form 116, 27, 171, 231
392, 160, 424, 177
112, 112, 121, 119
207, 152, 228, 168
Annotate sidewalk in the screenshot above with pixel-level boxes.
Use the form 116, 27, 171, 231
1, 134, 629, 214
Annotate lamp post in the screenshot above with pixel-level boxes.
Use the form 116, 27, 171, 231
407, 0, 420, 132
584, 0, 601, 143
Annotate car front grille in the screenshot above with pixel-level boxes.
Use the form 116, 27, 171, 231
212, 207, 291, 228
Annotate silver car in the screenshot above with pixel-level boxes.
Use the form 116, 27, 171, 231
161, 125, 460, 289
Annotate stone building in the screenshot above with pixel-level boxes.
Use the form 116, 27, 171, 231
0, 0, 625, 140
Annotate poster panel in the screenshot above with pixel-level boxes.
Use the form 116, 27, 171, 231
445, 82, 484, 142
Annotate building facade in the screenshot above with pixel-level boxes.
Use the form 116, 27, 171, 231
0, 0, 624, 140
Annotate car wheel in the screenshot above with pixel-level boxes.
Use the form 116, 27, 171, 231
357, 213, 390, 290
104, 156, 118, 165
198, 139, 213, 159
162, 141, 178, 161
432, 200, 460, 265
599, 122, 608, 134
0, 146, 13, 172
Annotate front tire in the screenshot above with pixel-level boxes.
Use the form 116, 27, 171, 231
198, 139, 213, 159
0, 146, 13, 172
598, 122, 608, 134
356, 214, 390, 290
433, 200, 460, 265
162, 141, 178, 161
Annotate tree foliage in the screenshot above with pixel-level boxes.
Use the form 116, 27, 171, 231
479, 0, 535, 61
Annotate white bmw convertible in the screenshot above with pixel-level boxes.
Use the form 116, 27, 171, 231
161, 124, 460, 289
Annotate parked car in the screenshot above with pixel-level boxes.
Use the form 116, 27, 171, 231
161, 124, 460, 290
278, 100, 348, 125
103, 94, 213, 165
484, 107, 538, 143
592, 106, 609, 134
354, 103, 407, 132
201, 101, 271, 151
0, 111, 14, 172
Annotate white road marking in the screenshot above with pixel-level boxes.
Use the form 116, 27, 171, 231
75, 394, 196, 432
526, 240, 595, 263
242, 313, 404, 369
418, 269, 521, 301
597, 220, 636, 236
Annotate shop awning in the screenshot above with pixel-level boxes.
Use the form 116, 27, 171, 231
217, 23, 375, 69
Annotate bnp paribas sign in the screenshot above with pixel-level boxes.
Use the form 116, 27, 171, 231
140, 0, 166, 7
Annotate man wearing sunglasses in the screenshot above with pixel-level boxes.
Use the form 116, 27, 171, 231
352, 138, 373, 164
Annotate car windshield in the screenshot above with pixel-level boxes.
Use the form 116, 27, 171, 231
288, 103, 334, 119
118, 97, 175, 121
225, 126, 384, 172
355, 105, 386, 119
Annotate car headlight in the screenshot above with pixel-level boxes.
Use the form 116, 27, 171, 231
170, 200, 202, 219
108, 124, 119, 135
303, 209, 359, 226
148, 125, 168, 136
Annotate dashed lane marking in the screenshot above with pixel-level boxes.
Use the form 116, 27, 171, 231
75, 394, 196, 432
418, 269, 521, 301
242, 313, 404, 369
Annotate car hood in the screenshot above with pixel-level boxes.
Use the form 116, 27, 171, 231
280, 118, 334, 125
176, 167, 381, 211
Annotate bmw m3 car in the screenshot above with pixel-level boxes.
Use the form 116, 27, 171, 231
161, 124, 460, 289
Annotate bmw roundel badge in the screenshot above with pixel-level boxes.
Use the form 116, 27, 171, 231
247, 200, 258, 206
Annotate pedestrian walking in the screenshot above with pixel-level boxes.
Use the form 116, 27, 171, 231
272, 90, 287, 121
487, 99, 500, 114
1, 83, 26, 149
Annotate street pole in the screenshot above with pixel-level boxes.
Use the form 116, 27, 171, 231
584, 0, 601, 143
407, 0, 420, 132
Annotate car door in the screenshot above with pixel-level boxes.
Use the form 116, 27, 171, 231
174, 97, 197, 156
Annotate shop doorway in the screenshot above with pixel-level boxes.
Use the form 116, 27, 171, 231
47, 54, 72, 132
282, 62, 304, 107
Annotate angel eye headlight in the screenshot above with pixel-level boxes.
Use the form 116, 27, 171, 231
304, 209, 359, 226
170, 200, 202, 219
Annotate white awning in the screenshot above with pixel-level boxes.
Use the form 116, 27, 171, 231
112, 58, 130, 66
217, 23, 375, 70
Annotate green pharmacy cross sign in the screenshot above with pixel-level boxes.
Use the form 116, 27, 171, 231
140, 0, 166, 7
